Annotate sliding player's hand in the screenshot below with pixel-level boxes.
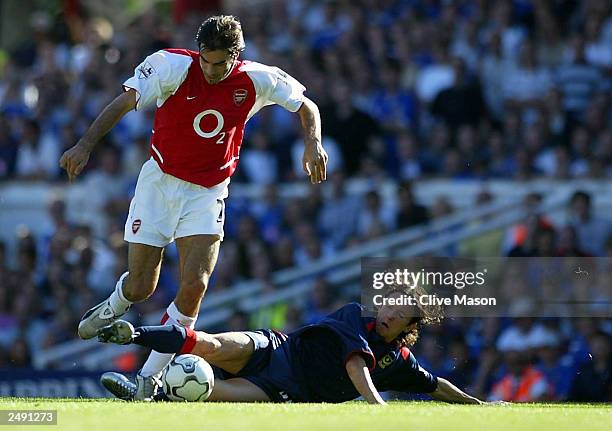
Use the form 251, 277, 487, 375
303, 143, 328, 184
59, 141, 91, 182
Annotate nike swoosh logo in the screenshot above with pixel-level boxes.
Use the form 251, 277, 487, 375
187, 96, 196, 100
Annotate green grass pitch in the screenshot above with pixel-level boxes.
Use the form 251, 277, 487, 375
0, 399, 610, 431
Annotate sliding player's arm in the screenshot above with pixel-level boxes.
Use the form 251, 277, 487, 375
427, 377, 484, 404
345, 354, 387, 405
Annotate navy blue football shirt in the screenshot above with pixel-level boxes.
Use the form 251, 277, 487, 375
290, 303, 438, 402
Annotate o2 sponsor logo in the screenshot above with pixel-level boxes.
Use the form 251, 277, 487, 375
193, 109, 225, 144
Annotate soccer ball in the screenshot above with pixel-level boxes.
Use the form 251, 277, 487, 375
162, 354, 215, 401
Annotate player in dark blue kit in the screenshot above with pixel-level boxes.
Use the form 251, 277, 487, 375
98, 287, 485, 404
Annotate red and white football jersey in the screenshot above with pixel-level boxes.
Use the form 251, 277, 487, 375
123, 49, 306, 187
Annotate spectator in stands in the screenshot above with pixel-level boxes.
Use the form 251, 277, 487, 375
226, 310, 249, 332
321, 81, 380, 175
442, 336, 477, 392
430, 195, 454, 221
420, 123, 451, 174
502, 39, 551, 115
317, 171, 360, 249
459, 189, 505, 257
556, 34, 605, 121
532, 328, 575, 401
0, 258, 19, 351
395, 131, 422, 180
250, 185, 284, 244
235, 215, 267, 279
567, 191, 611, 256
431, 57, 486, 131
480, 32, 507, 121
395, 180, 429, 229
0, 114, 18, 180
415, 336, 446, 378
415, 42, 454, 105
357, 190, 395, 238
569, 127, 593, 177
507, 212, 557, 257
368, 60, 418, 132
15, 119, 58, 180
583, 11, 612, 69
8, 338, 32, 368
271, 235, 295, 271
242, 132, 278, 185
543, 87, 569, 143
489, 345, 551, 402
569, 330, 612, 402
491, 309, 553, 402
303, 278, 336, 325
556, 225, 590, 257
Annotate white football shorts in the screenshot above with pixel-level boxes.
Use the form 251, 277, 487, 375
124, 158, 229, 247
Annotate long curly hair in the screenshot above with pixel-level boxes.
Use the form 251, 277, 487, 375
382, 284, 444, 347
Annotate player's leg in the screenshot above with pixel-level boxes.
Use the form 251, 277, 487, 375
136, 174, 227, 396
191, 331, 255, 375
100, 371, 270, 402
138, 235, 220, 384
208, 378, 271, 402
98, 322, 274, 402
78, 159, 172, 340
122, 243, 165, 301
77, 243, 163, 339
98, 321, 257, 375
174, 234, 221, 316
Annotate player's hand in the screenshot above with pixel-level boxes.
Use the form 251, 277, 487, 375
59, 141, 92, 182
302, 142, 328, 184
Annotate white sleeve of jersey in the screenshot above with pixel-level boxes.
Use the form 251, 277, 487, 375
243, 62, 306, 119
123, 50, 193, 110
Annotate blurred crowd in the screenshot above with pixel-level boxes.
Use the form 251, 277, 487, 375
1, 0, 611, 183
0, 0, 611, 402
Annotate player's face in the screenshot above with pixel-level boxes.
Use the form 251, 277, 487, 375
199, 49, 236, 84
376, 293, 416, 342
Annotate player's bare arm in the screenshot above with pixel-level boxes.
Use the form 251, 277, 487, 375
345, 354, 387, 405
428, 377, 485, 404
59, 89, 137, 182
297, 97, 328, 184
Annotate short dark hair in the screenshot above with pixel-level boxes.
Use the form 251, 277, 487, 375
195, 15, 245, 57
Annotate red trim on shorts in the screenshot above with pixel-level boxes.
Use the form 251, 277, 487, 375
160, 312, 169, 324
179, 327, 197, 354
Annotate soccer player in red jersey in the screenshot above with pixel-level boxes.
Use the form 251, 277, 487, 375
59, 15, 328, 399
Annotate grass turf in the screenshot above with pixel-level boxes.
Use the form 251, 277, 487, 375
0, 399, 610, 431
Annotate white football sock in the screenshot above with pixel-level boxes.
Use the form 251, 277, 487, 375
139, 302, 198, 378
166, 301, 197, 328
107, 272, 132, 315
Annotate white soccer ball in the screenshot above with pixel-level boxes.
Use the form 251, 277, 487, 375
162, 354, 215, 401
